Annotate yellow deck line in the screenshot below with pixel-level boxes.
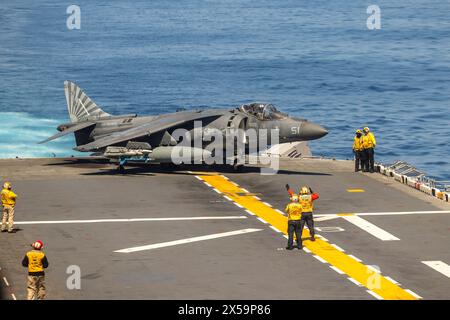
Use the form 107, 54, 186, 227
347, 189, 365, 193
195, 173, 417, 300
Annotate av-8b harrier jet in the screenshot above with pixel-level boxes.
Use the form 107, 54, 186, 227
40, 81, 328, 170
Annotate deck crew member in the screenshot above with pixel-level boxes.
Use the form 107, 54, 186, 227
353, 129, 364, 172
22, 240, 49, 300
285, 195, 303, 250
298, 186, 319, 243
285, 184, 320, 246
1, 182, 17, 233
362, 127, 376, 173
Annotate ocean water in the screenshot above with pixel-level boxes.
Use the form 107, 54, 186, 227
0, 0, 449, 180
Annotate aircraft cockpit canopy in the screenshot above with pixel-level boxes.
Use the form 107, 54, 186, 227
239, 103, 288, 120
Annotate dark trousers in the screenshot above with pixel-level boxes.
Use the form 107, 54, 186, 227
354, 151, 363, 171
300, 212, 315, 245
363, 148, 375, 172
287, 220, 302, 248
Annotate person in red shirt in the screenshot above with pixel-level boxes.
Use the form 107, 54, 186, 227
285, 184, 319, 242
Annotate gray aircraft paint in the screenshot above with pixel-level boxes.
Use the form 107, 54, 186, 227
40, 81, 328, 165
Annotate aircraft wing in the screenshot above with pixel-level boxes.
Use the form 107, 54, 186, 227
38, 122, 95, 144
74, 109, 225, 151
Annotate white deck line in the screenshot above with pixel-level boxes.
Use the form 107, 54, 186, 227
329, 266, 345, 275
422, 261, 450, 278
347, 277, 363, 287
404, 289, 422, 299
245, 210, 255, 216
313, 255, 327, 263
366, 290, 383, 300
15, 216, 247, 225
269, 226, 281, 233
257, 217, 268, 224
314, 216, 339, 222
314, 210, 450, 218
115, 228, 263, 253
330, 244, 345, 252
384, 276, 400, 285
348, 254, 363, 263
356, 210, 450, 216
341, 215, 400, 241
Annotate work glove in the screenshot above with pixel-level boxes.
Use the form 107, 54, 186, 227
309, 187, 314, 194
285, 184, 290, 191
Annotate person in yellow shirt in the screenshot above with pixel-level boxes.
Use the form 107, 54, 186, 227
22, 240, 49, 300
285, 195, 303, 250
353, 129, 364, 172
1, 182, 17, 233
362, 127, 376, 173
298, 186, 319, 244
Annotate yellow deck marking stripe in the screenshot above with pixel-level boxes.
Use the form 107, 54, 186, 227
195, 173, 417, 300
347, 189, 365, 193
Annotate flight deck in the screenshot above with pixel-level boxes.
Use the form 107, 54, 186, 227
0, 157, 449, 300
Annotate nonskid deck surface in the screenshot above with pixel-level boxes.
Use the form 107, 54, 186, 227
0, 158, 448, 300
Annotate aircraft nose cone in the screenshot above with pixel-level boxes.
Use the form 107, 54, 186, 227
301, 122, 328, 140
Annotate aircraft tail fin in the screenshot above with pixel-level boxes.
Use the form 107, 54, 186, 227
64, 80, 110, 122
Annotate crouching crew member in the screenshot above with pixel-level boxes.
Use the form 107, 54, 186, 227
22, 240, 49, 300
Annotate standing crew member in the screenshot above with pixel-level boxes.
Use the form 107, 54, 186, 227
1, 182, 17, 233
285, 195, 303, 250
353, 129, 364, 172
22, 240, 49, 300
285, 184, 320, 246
362, 127, 376, 173
298, 186, 319, 244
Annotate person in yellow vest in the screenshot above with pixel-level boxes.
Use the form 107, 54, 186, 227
298, 186, 319, 245
353, 129, 364, 172
362, 127, 377, 173
1, 182, 17, 233
22, 240, 49, 300
285, 195, 303, 250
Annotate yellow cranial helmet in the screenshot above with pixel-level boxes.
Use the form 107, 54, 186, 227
356, 129, 362, 134
3, 182, 11, 189
363, 127, 370, 132
300, 186, 309, 195
291, 195, 299, 202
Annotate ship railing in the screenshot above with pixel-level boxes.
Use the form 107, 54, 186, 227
378, 160, 449, 200
433, 181, 450, 192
